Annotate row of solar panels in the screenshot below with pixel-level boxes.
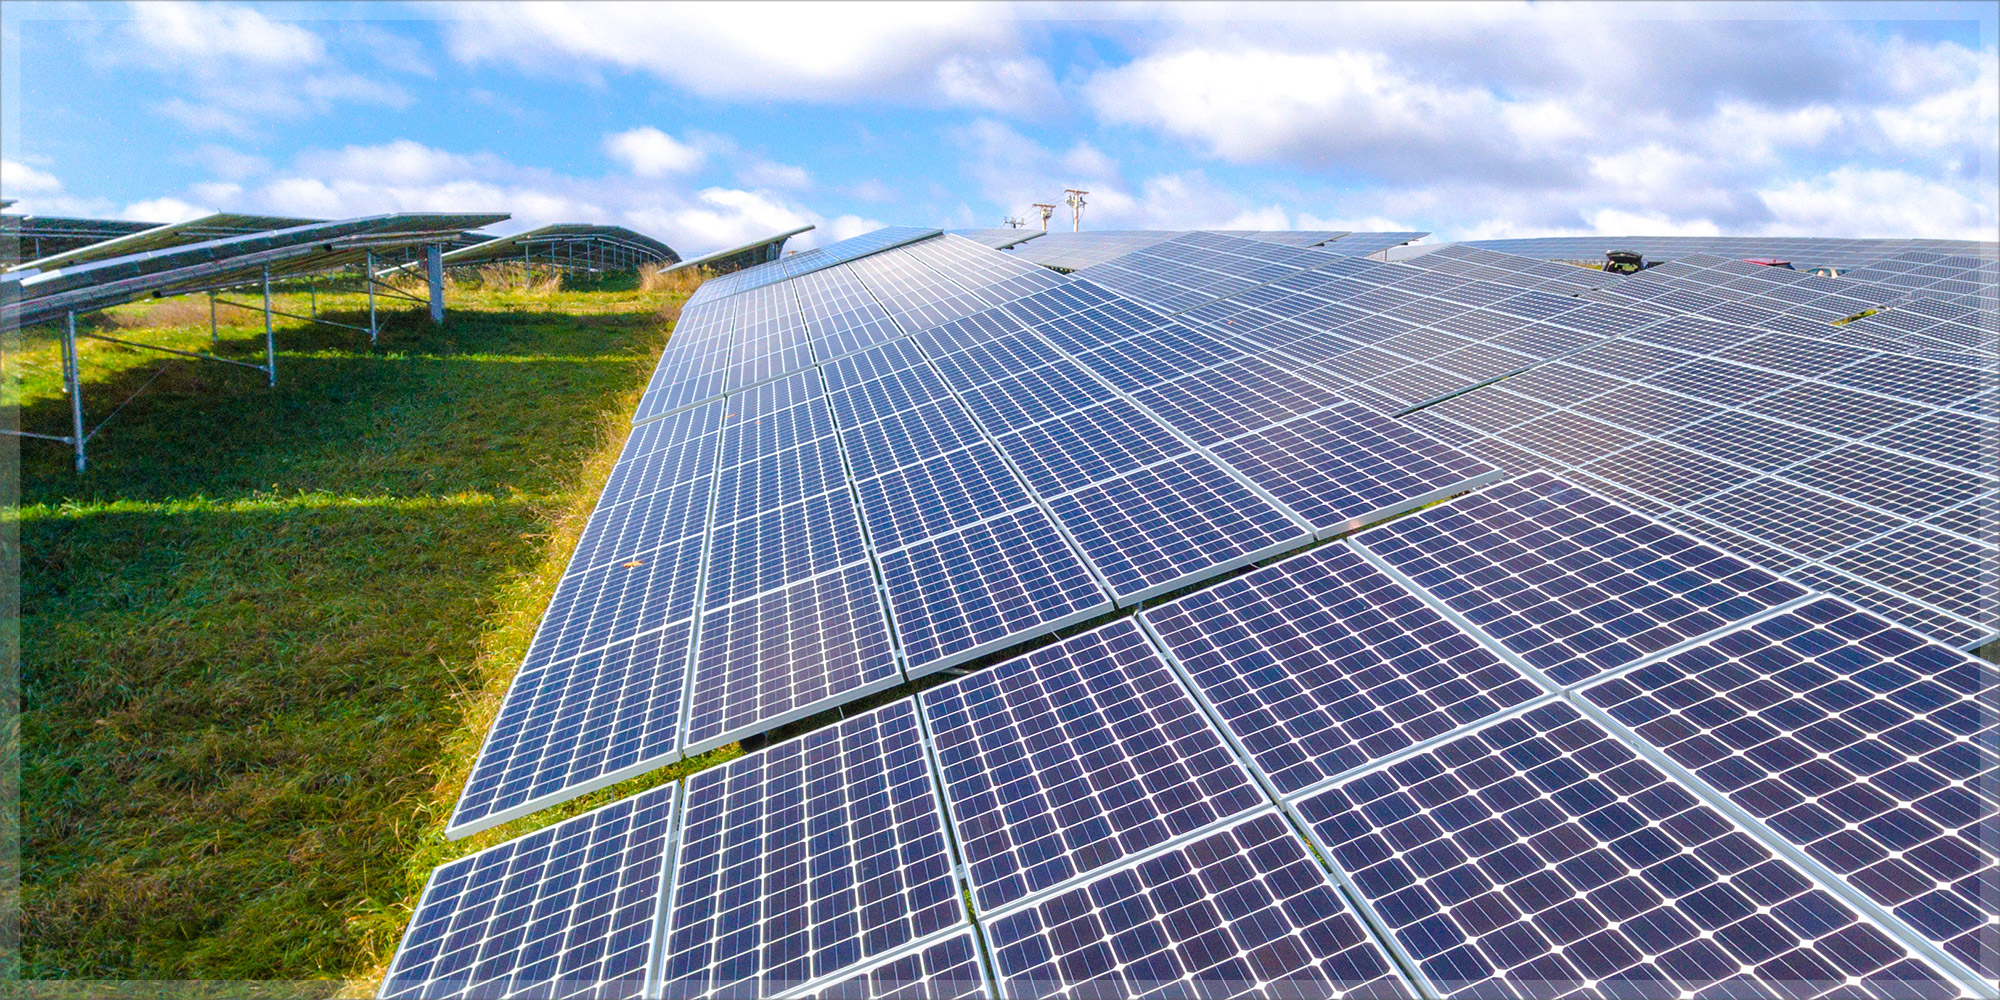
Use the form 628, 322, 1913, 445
448, 224, 1993, 836
449, 230, 1508, 838
383, 470, 1996, 998
1061, 233, 1997, 649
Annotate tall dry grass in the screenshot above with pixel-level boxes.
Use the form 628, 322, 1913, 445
106, 296, 215, 330
639, 262, 705, 296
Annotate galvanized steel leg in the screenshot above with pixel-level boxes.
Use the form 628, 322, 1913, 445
64, 311, 85, 473
209, 292, 219, 345
427, 244, 444, 324
524, 241, 532, 290
262, 264, 276, 386
366, 251, 378, 345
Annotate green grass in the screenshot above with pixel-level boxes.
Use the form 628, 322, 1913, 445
11, 271, 737, 993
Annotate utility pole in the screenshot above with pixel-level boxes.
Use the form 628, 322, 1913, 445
1033, 203, 1055, 231
1063, 189, 1089, 232
1003, 216, 1026, 229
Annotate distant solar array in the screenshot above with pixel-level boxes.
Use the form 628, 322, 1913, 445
431, 223, 678, 274
1454, 234, 1996, 273
392, 223, 1996, 999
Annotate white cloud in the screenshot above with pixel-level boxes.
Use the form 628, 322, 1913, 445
2, 159, 64, 195
123, 1, 324, 68
441, 1, 1059, 113
738, 160, 813, 191
1758, 167, 1996, 241
604, 127, 707, 177
122, 198, 212, 224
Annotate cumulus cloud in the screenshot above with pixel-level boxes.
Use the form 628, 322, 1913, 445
604, 127, 707, 177
1078, 11, 1997, 242
2, 159, 64, 195
440, 1, 1060, 113
86, 1, 414, 136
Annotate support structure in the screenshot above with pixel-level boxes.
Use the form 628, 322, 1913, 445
426, 244, 445, 324
1063, 188, 1089, 232
64, 312, 85, 473
262, 265, 276, 386
366, 250, 378, 345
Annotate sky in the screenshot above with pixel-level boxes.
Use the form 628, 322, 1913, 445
2, 1, 1995, 254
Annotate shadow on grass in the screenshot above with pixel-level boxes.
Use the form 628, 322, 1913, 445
16, 299, 666, 981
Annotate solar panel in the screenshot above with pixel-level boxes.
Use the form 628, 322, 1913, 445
660, 699, 964, 996
702, 489, 867, 607
853, 442, 1035, 553
684, 562, 899, 753
1143, 541, 1546, 798
919, 619, 1266, 914
1355, 473, 1809, 687
794, 930, 992, 1000
878, 507, 1111, 676
450, 622, 693, 838
381, 783, 677, 999
1294, 702, 1959, 999
982, 811, 1410, 998
1581, 598, 1999, 980
1044, 452, 1308, 604
1208, 402, 1502, 538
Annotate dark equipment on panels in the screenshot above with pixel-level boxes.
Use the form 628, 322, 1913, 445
1603, 249, 1645, 274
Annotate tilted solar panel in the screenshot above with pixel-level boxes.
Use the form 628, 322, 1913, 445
661, 699, 964, 997
919, 618, 1266, 915
1143, 541, 1546, 798
382, 784, 677, 999
983, 811, 1413, 998
1580, 598, 2000, 980
1355, 473, 1809, 687
1295, 702, 1960, 999
791, 930, 992, 1000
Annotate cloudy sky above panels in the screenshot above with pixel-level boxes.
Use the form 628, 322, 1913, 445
3, 1, 1994, 253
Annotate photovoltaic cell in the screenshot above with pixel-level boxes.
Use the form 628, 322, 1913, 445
1358, 473, 1808, 686
853, 443, 1034, 553
1295, 702, 1958, 999
879, 508, 1111, 676
661, 701, 962, 996
994, 398, 1189, 498
450, 622, 693, 838
1582, 598, 2000, 977
703, 490, 867, 606
381, 784, 676, 999
1046, 453, 1308, 604
1210, 403, 1501, 539
794, 931, 991, 1000
685, 562, 899, 752
984, 811, 1410, 999
920, 619, 1266, 914
1144, 542, 1544, 797
522, 533, 706, 670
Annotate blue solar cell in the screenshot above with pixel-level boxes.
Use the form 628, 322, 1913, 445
922, 619, 1265, 914
1132, 358, 1347, 446
983, 811, 1409, 999
1583, 598, 2000, 978
382, 783, 676, 999
828, 361, 954, 428
599, 417, 722, 508
928, 332, 1066, 391
1295, 702, 1957, 999
1144, 542, 1544, 798
522, 532, 705, 670
994, 398, 1189, 498
841, 400, 987, 481
1359, 472, 1808, 686
1046, 452, 1308, 604
880, 508, 1111, 676
449, 623, 692, 838
719, 396, 836, 470
662, 700, 963, 996
820, 337, 931, 394
796, 930, 991, 1000
568, 477, 714, 576
958, 358, 1120, 432
703, 489, 868, 607
711, 435, 846, 527
853, 443, 1034, 553
684, 562, 898, 752
1209, 402, 1500, 539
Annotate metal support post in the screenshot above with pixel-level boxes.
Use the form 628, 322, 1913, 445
208, 292, 219, 345
308, 282, 317, 319
64, 312, 85, 472
262, 264, 276, 386
427, 244, 445, 324
366, 250, 378, 345
524, 241, 532, 290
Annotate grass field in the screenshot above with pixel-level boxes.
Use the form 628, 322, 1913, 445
10, 269, 735, 995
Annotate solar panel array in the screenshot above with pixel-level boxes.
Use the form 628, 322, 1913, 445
398, 224, 1996, 999
1456, 234, 1996, 273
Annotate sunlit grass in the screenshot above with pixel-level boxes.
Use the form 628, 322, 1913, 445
12, 270, 731, 993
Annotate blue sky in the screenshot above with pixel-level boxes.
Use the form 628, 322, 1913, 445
3, 2, 1995, 253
